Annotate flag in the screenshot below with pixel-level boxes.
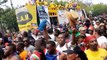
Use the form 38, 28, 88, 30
15, 4, 38, 31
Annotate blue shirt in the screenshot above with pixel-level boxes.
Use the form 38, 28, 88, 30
45, 51, 60, 60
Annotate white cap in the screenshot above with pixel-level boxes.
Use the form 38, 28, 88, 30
79, 27, 86, 31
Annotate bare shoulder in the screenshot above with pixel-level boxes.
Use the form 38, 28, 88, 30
10, 55, 21, 60
59, 52, 67, 60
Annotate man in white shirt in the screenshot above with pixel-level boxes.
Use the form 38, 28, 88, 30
79, 27, 90, 36
56, 33, 73, 52
94, 20, 100, 29
23, 37, 35, 53
94, 28, 107, 49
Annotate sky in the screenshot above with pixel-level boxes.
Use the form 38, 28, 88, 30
86, 0, 107, 4
1, 0, 107, 8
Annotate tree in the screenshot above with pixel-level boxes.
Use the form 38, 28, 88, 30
54, 0, 59, 5
92, 4, 107, 16
0, 0, 7, 5
85, 3, 107, 16
0, 8, 19, 32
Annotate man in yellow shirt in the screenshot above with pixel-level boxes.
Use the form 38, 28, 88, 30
85, 36, 107, 60
16, 42, 28, 60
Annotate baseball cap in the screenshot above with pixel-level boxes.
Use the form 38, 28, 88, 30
79, 27, 86, 31
63, 50, 77, 55
85, 35, 96, 43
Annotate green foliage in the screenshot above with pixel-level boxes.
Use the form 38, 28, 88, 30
85, 3, 107, 16
0, 8, 19, 32
0, 0, 7, 5
58, 1, 67, 6
92, 4, 107, 16
0, 8, 4, 17
46, 0, 51, 3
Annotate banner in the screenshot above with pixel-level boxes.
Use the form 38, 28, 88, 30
15, 4, 37, 31
58, 10, 69, 24
48, 6, 58, 17
37, 6, 50, 23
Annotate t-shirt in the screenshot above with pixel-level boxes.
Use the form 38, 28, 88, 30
45, 50, 60, 60
30, 51, 41, 60
57, 44, 68, 53
97, 36, 107, 47
56, 42, 73, 52
75, 32, 80, 37
19, 50, 28, 60
69, 30, 80, 37
24, 45, 35, 53
85, 48, 107, 60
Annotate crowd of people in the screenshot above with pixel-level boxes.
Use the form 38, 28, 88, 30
0, 17, 107, 60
